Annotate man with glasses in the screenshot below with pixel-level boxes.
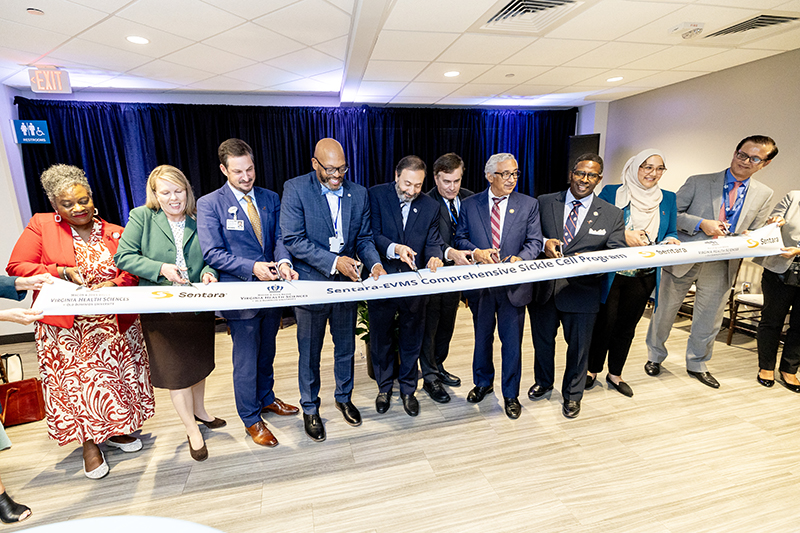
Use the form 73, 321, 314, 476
645, 135, 777, 388
281, 138, 386, 442
454, 153, 542, 419
528, 154, 626, 419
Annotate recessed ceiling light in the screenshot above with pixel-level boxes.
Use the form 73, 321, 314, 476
444, 71, 460, 78
27, 7, 44, 15
607, 76, 623, 82
126, 35, 149, 45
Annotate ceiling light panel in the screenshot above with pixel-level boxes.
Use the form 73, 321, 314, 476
414, 63, 492, 83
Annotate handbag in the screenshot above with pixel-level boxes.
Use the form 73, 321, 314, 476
0, 378, 45, 427
0, 354, 23, 383
777, 261, 800, 287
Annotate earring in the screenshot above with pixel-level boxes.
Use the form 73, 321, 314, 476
93, 208, 98, 216
54, 213, 62, 223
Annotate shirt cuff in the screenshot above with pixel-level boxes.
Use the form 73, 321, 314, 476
330, 257, 338, 275
387, 243, 400, 259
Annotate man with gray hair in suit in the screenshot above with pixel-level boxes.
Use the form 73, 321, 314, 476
645, 135, 778, 388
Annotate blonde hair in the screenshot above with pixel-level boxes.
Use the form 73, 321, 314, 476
145, 165, 197, 216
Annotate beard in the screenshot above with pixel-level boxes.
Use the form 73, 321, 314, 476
395, 182, 419, 203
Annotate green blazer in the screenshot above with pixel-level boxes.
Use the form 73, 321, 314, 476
115, 206, 216, 286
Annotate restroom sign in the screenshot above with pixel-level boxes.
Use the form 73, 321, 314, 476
12, 120, 51, 144
28, 68, 71, 94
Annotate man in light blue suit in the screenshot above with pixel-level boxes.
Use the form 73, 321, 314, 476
197, 138, 299, 448
281, 138, 386, 442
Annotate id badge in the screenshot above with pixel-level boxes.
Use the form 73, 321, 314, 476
227, 219, 245, 231
329, 235, 343, 253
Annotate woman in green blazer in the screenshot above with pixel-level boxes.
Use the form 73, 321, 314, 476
115, 165, 224, 462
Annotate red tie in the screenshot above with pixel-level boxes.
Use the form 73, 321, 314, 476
491, 197, 504, 249
719, 180, 742, 223
563, 200, 581, 247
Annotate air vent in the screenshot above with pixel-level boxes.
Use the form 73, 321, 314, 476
481, 0, 584, 33
705, 14, 798, 38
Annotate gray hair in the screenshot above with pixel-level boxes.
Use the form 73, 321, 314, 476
40, 164, 92, 204
484, 153, 517, 175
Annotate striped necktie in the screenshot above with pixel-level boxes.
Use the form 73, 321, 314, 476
244, 195, 263, 247
491, 197, 505, 249
563, 200, 581, 247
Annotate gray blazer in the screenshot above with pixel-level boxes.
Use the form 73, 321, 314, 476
755, 191, 800, 274
669, 169, 773, 279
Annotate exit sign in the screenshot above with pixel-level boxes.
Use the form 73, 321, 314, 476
28, 69, 72, 94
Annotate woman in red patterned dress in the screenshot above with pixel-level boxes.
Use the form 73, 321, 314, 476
6, 165, 154, 480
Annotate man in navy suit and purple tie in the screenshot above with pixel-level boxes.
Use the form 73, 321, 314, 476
454, 153, 543, 419
197, 138, 300, 448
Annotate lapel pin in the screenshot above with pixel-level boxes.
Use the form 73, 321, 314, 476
348, 193, 351, 197
413, 208, 418, 213
509, 209, 515, 213
587, 220, 593, 225
112, 232, 120, 239
593, 211, 598, 216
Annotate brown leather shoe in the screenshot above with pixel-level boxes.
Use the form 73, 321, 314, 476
261, 398, 299, 416
245, 421, 278, 447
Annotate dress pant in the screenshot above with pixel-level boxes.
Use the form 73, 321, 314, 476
646, 260, 730, 372
227, 307, 282, 427
757, 268, 800, 373
295, 301, 357, 415
468, 287, 524, 399
368, 295, 426, 395
529, 298, 597, 402
589, 272, 656, 376
419, 290, 460, 382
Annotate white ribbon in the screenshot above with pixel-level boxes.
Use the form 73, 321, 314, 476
35, 224, 784, 316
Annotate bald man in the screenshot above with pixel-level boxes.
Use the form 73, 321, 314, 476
281, 138, 386, 442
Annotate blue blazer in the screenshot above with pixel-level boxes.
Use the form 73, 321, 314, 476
280, 171, 381, 281
454, 189, 543, 307
196, 184, 290, 320
0, 276, 24, 302
369, 182, 443, 273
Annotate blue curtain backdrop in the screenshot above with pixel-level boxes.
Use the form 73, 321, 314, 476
15, 97, 577, 226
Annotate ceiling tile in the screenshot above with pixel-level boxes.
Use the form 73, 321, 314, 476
254, 0, 350, 46
47, 38, 153, 72
202, 22, 305, 62
129, 59, 216, 86
585, 87, 652, 101
448, 84, 517, 98
68, 0, 131, 11
437, 34, 532, 64
117, 0, 246, 41
504, 39, 602, 67
742, 26, 800, 51
357, 81, 406, 97
1, 0, 107, 34
353, 95, 393, 104
397, 81, 462, 98
413, 62, 492, 83
546, 0, 683, 41
325, 0, 355, 16
162, 43, 256, 75
527, 66, 608, 86
674, 48, 781, 71
694, 0, 787, 8
225, 63, 301, 86
383, 0, 498, 33
186, 75, 262, 91
370, 31, 459, 61
389, 96, 439, 105
776, 0, 800, 9
0, 20, 69, 56
313, 35, 349, 61
208, 0, 301, 21
78, 16, 195, 58
565, 42, 668, 68
621, 69, 709, 88
437, 96, 493, 106
270, 77, 335, 92
266, 48, 342, 77
0, 46, 40, 67
621, 45, 728, 70
578, 68, 661, 85
309, 68, 344, 91
363, 60, 428, 81
472, 65, 551, 84
92, 74, 178, 90
501, 84, 566, 97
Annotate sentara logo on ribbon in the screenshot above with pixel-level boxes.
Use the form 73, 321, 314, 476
638, 251, 656, 258
747, 239, 759, 248
151, 291, 174, 299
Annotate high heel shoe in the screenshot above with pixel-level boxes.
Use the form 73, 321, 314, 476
188, 436, 208, 462
778, 374, 800, 393
0, 491, 31, 523
194, 415, 227, 429
756, 372, 774, 387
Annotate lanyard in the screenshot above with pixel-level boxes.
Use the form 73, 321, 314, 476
332, 195, 341, 237
723, 180, 746, 221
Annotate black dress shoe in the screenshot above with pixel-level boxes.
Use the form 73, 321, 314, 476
527, 384, 553, 400
585, 374, 596, 389
504, 397, 522, 419
375, 392, 391, 414
687, 370, 720, 389
466, 385, 493, 403
562, 400, 581, 419
438, 367, 461, 387
606, 375, 634, 397
335, 401, 362, 426
644, 361, 661, 376
303, 413, 326, 442
400, 393, 419, 416
777, 375, 800, 393
757, 372, 775, 388
423, 380, 450, 403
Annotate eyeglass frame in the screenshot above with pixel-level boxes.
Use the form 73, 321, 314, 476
312, 157, 349, 176
639, 164, 667, 174
493, 170, 521, 181
571, 170, 602, 180
734, 151, 767, 165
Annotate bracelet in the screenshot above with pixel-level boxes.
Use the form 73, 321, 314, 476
59, 267, 68, 281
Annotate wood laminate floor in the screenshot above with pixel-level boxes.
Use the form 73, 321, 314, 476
1, 307, 797, 532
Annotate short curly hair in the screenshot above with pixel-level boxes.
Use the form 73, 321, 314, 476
40, 164, 92, 204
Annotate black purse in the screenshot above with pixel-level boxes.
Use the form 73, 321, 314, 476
777, 260, 800, 287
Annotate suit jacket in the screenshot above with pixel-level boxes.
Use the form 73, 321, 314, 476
280, 171, 381, 281
6, 213, 138, 330
427, 187, 474, 249
670, 169, 773, 279
454, 189, 542, 307
115, 206, 217, 286
370, 182, 443, 273
755, 190, 800, 274
533, 191, 626, 313
0, 276, 24, 302
196, 184, 289, 320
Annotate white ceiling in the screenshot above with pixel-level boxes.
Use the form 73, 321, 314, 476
2, 0, 800, 107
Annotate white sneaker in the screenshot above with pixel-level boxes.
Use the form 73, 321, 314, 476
104, 437, 143, 453
83, 450, 109, 480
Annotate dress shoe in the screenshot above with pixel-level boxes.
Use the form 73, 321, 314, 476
303, 413, 326, 442
777, 375, 800, 393
400, 393, 419, 416
562, 400, 581, 419
335, 401, 362, 426
504, 397, 522, 419
644, 361, 661, 376
0, 491, 31, 523
188, 436, 208, 462
423, 380, 450, 403
687, 370, 720, 389
261, 398, 300, 416
105, 437, 143, 453
375, 392, 391, 414
606, 375, 634, 397
527, 384, 553, 400
756, 372, 775, 388
194, 415, 227, 429
466, 385, 493, 403
245, 420, 278, 447
438, 367, 461, 387
83, 450, 109, 480
585, 374, 596, 389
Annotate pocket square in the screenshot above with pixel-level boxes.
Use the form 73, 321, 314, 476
588, 228, 607, 235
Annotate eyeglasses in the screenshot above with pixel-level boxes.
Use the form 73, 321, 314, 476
735, 151, 766, 165
313, 158, 349, 176
572, 170, 601, 180
640, 165, 667, 174
493, 170, 520, 181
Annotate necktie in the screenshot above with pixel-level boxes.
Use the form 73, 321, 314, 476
449, 199, 459, 238
491, 197, 504, 249
719, 180, 742, 224
244, 195, 263, 247
400, 201, 410, 229
563, 200, 581, 247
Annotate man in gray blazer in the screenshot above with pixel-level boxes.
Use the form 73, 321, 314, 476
645, 135, 778, 388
